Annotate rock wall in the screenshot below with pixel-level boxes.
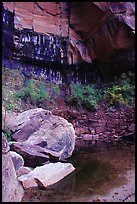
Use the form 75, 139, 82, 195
2, 2, 135, 82
13, 29, 68, 64
2, 4, 14, 59
3, 2, 69, 65
74, 104, 135, 151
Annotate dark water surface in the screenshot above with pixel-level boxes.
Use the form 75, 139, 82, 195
22, 144, 135, 202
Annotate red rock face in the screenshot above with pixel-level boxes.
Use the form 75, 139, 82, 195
3, 2, 135, 64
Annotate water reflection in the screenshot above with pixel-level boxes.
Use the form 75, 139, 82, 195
22, 145, 135, 202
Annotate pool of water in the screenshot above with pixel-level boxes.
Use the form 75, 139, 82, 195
22, 144, 135, 202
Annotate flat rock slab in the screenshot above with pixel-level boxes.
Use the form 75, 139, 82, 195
18, 162, 75, 189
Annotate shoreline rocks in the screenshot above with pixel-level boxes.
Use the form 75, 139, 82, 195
2, 133, 24, 202
18, 162, 75, 189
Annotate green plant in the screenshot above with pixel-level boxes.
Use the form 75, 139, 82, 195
4, 127, 13, 142
104, 73, 135, 106
68, 84, 84, 106
38, 84, 50, 100
5, 101, 17, 110
16, 79, 50, 105
121, 80, 135, 102
51, 84, 60, 97
67, 84, 102, 110
2, 87, 19, 111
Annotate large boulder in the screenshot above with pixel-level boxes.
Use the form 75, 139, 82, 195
2, 133, 24, 202
11, 108, 76, 161
18, 162, 75, 189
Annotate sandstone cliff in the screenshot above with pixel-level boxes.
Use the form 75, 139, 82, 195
2, 2, 135, 81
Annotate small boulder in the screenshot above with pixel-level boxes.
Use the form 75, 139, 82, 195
83, 134, 93, 141
9, 151, 24, 171
16, 166, 32, 177
128, 124, 135, 132
18, 162, 75, 189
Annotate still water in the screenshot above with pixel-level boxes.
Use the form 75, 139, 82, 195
22, 144, 135, 202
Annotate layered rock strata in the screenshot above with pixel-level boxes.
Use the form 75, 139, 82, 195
2, 2, 135, 81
